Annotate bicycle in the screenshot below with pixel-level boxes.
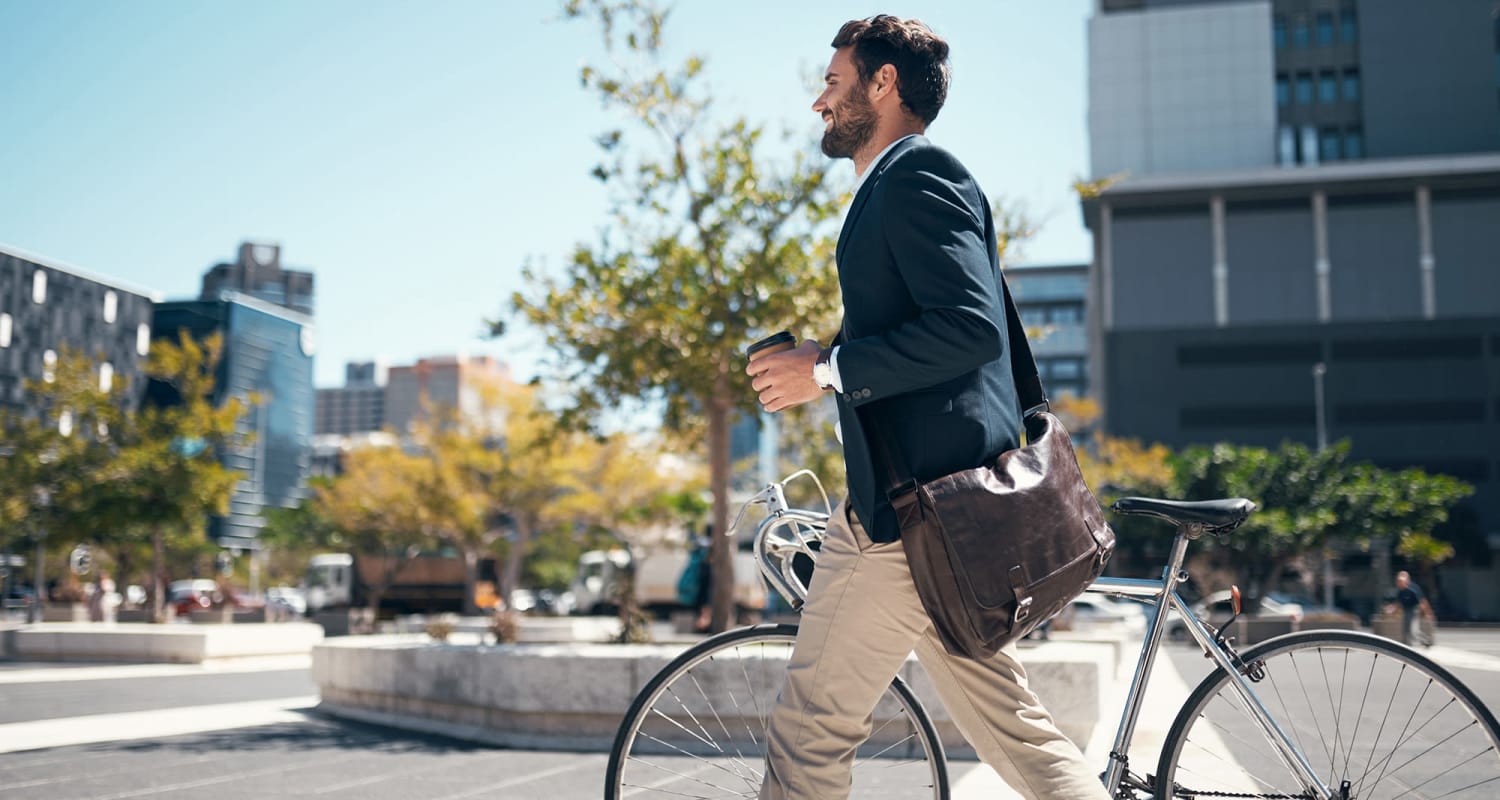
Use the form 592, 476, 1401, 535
605, 470, 1500, 799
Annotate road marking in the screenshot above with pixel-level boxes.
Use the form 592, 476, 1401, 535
428, 760, 602, 799
0, 654, 311, 684
1425, 645, 1500, 674
0, 695, 318, 754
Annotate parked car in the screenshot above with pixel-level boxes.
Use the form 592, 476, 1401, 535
169, 579, 264, 617
1164, 590, 1304, 642
1066, 594, 1148, 635
169, 579, 220, 616
1266, 592, 1361, 628
265, 586, 306, 617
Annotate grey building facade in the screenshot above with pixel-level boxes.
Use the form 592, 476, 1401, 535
1008, 263, 1091, 399
0, 245, 157, 416
1086, 0, 1500, 616
152, 294, 315, 550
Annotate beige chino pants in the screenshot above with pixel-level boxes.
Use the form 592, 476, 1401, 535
760, 501, 1110, 800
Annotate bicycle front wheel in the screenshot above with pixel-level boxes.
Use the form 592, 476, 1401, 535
604, 623, 949, 799
1157, 630, 1500, 799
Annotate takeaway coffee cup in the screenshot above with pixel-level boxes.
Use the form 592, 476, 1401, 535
746, 331, 796, 361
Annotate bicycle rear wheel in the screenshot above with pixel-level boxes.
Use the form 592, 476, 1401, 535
1156, 630, 1500, 799
604, 623, 949, 799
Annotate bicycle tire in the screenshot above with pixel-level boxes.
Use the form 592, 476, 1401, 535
604, 623, 950, 799
1155, 629, 1500, 799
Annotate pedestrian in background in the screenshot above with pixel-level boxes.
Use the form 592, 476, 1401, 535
1384, 570, 1435, 647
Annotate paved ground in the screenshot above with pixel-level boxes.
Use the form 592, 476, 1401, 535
3, 628, 1499, 799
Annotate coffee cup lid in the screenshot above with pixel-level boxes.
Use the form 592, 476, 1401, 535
746, 330, 796, 359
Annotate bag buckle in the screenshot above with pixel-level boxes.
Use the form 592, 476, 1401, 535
1014, 595, 1033, 624
1009, 565, 1032, 625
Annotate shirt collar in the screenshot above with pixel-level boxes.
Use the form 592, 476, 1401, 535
852, 134, 918, 198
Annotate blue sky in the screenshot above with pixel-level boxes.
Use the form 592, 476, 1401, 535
0, 0, 1092, 387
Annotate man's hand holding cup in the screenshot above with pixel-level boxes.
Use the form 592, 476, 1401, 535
745, 331, 825, 413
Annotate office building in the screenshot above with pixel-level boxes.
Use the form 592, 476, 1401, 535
383, 355, 512, 434
315, 360, 388, 436
0, 244, 157, 416
1084, 0, 1500, 615
151, 293, 315, 550
1008, 263, 1091, 399
199, 241, 315, 316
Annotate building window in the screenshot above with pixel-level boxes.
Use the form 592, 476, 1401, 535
1321, 128, 1343, 161
99, 362, 114, 392
103, 291, 118, 324
1273, 15, 1287, 49
1340, 9, 1358, 44
1295, 72, 1314, 104
1276, 74, 1290, 106
136, 323, 151, 356
32, 270, 46, 304
1342, 69, 1361, 102
0, 313, 10, 348
1319, 71, 1338, 103
1315, 12, 1334, 46
1292, 17, 1310, 48
1345, 128, 1364, 159
43, 349, 57, 383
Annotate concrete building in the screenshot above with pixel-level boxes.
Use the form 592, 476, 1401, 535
199, 241, 314, 317
0, 244, 157, 416
151, 293, 316, 550
1084, 0, 1500, 617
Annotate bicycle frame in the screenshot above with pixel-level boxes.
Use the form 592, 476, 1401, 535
1093, 531, 1335, 799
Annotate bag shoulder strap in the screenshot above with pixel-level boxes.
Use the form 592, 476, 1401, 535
866, 272, 1048, 495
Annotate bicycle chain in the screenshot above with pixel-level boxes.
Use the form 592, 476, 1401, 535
1170, 790, 1313, 799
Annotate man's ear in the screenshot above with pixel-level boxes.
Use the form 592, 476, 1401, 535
871, 63, 899, 101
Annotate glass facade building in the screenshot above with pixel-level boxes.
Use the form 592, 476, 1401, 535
151, 293, 315, 549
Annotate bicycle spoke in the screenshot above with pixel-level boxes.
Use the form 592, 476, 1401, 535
1159, 634, 1500, 800
608, 626, 945, 799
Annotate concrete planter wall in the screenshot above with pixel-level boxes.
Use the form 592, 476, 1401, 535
7, 622, 325, 663
312, 635, 1117, 758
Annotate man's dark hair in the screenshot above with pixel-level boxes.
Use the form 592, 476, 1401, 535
831, 15, 950, 125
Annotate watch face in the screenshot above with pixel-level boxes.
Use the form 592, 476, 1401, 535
299, 326, 316, 357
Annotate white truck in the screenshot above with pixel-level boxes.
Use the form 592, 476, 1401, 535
571, 546, 766, 618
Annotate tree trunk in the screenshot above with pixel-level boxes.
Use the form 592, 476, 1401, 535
501, 518, 531, 610
151, 528, 165, 623
707, 371, 734, 633
462, 545, 479, 615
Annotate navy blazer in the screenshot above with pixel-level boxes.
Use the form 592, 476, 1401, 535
832, 136, 1021, 543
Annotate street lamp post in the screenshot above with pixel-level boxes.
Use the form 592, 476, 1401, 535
1312, 362, 1333, 609
1312, 362, 1328, 453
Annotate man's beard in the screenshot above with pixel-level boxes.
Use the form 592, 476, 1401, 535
821, 87, 878, 159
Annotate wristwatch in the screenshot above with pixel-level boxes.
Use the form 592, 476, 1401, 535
812, 348, 835, 391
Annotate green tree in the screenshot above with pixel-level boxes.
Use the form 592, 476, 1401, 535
313, 444, 440, 617
504, 0, 842, 632
0, 349, 125, 607
258, 475, 341, 585
94, 333, 250, 621
1173, 440, 1472, 601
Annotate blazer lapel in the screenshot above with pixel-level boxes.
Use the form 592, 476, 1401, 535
835, 135, 924, 267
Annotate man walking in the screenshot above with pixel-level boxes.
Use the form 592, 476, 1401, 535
1386, 570, 1435, 647
746, 15, 1109, 800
